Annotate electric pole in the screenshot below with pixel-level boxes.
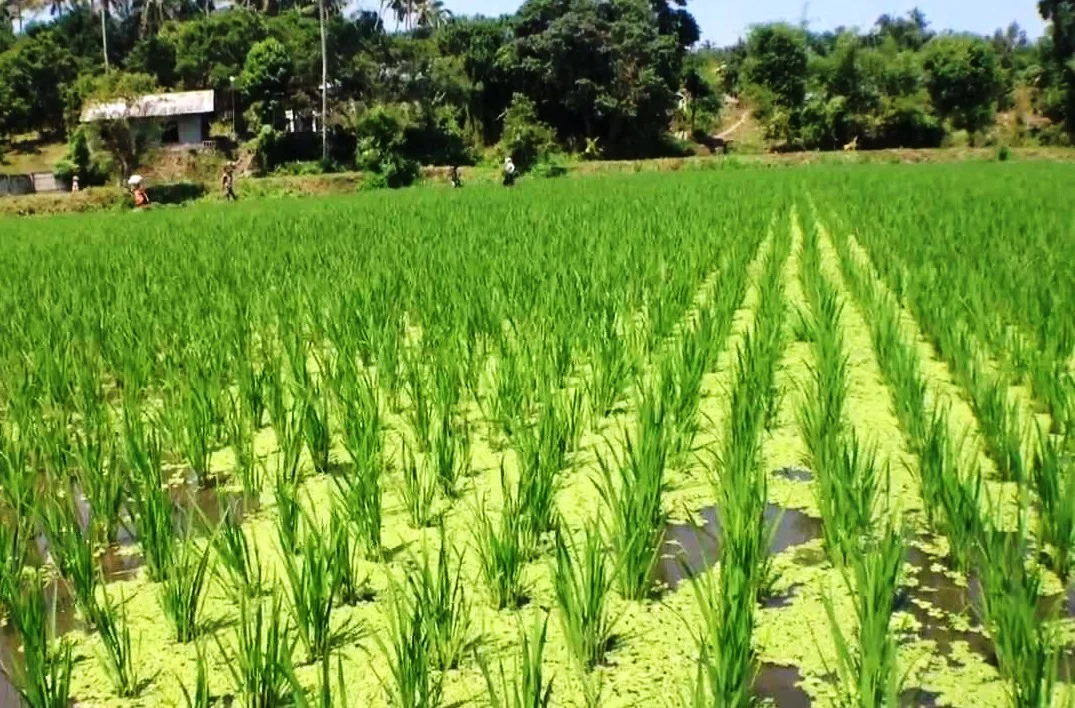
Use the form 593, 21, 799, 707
320, 0, 328, 163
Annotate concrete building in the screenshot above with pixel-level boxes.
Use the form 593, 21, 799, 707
81, 90, 215, 148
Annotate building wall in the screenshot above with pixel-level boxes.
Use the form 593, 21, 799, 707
0, 174, 34, 197
177, 115, 204, 145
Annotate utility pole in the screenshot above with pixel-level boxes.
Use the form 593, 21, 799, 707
319, 0, 328, 163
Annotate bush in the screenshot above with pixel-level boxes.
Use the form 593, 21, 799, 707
354, 104, 420, 189
497, 93, 556, 172
997, 144, 1012, 162
53, 127, 108, 188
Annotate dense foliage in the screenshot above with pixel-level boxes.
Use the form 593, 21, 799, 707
0, 2, 1072, 177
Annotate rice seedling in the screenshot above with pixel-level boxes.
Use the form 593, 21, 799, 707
90, 585, 144, 698
38, 495, 99, 622
407, 527, 471, 670
274, 469, 304, 553
302, 376, 334, 475
400, 439, 439, 529
69, 406, 125, 545
328, 507, 373, 606
551, 525, 617, 670
125, 449, 176, 583
289, 649, 349, 708
216, 592, 298, 708
335, 368, 384, 554
374, 581, 443, 708
474, 471, 529, 609
596, 382, 669, 601
430, 408, 469, 499
406, 352, 435, 451
478, 614, 554, 708
179, 639, 211, 708
0, 569, 74, 708
821, 522, 906, 708
225, 389, 262, 495
281, 521, 349, 664
588, 310, 636, 418
514, 406, 569, 547
213, 495, 263, 598
273, 398, 307, 487
977, 520, 1060, 708
159, 536, 212, 643
165, 372, 222, 487
1032, 427, 1075, 580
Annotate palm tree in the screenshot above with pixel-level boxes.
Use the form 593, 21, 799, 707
413, 0, 449, 29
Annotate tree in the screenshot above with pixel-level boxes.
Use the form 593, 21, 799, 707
742, 23, 808, 145
1039, 0, 1075, 131
0, 31, 79, 138
82, 72, 162, 179
240, 36, 292, 128
503, 0, 683, 157
923, 35, 1001, 138
164, 8, 266, 91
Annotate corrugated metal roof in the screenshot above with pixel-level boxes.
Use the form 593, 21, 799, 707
80, 90, 215, 122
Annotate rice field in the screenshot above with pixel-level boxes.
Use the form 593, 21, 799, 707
1, 163, 1074, 707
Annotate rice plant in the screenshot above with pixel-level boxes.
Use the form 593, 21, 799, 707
400, 439, 439, 529
595, 383, 669, 601
216, 592, 298, 708
335, 367, 384, 554
124, 407, 176, 583
1031, 426, 1075, 580
514, 406, 569, 547
213, 495, 263, 598
280, 525, 347, 664
407, 527, 471, 670
0, 569, 74, 708
179, 639, 211, 708
91, 585, 144, 698
328, 507, 374, 606
478, 614, 554, 708
374, 582, 443, 708
474, 471, 528, 609
159, 536, 212, 643
821, 523, 906, 708
38, 495, 99, 622
551, 525, 617, 670
430, 408, 469, 499
225, 389, 262, 495
977, 521, 1060, 708
302, 375, 334, 475
274, 469, 304, 553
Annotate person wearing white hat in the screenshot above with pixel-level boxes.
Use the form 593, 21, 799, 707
502, 157, 516, 187
128, 174, 150, 207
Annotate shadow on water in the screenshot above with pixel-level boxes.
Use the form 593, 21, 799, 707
0, 481, 259, 703
0, 581, 83, 706
755, 663, 811, 706
903, 543, 1075, 679
654, 503, 823, 590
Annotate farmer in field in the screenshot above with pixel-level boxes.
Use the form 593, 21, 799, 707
503, 157, 516, 187
128, 175, 150, 208
221, 162, 238, 201
449, 165, 462, 188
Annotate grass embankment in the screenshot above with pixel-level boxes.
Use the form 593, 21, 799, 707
6, 146, 1075, 218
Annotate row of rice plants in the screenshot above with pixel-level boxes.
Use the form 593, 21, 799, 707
687, 217, 790, 706
798, 218, 906, 706
811, 165, 1075, 434
826, 214, 1063, 707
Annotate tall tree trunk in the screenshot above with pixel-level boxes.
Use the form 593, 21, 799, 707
319, 0, 328, 162
100, 0, 109, 71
